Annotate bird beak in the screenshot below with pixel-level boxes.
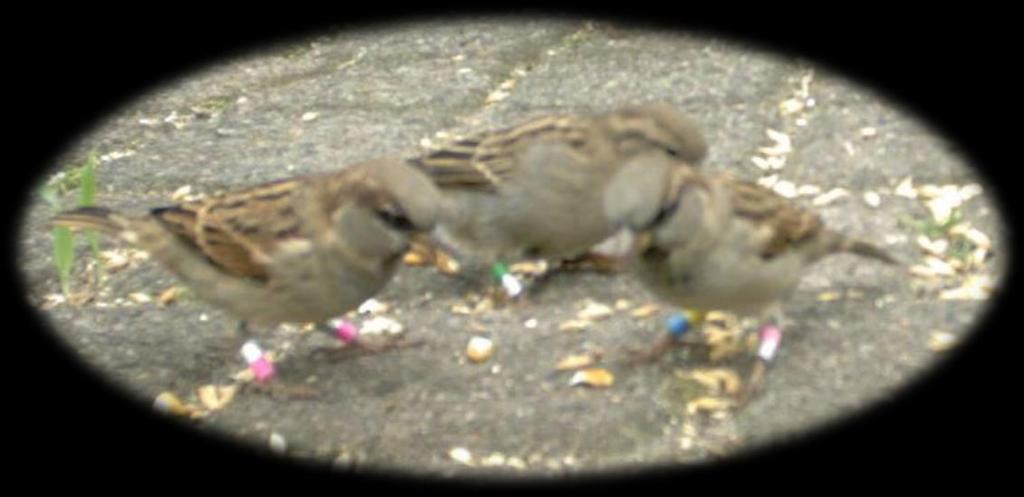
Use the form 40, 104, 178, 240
636, 231, 653, 253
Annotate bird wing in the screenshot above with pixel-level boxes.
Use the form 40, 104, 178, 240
728, 179, 823, 260
410, 114, 588, 191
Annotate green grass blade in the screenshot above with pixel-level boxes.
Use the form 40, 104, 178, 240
53, 226, 74, 296
78, 153, 102, 261
78, 153, 98, 207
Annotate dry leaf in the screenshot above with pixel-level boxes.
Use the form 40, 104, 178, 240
555, 353, 600, 371
577, 300, 614, 321
558, 319, 590, 332
812, 188, 850, 206
509, 260, 549, 276
928, 331, 957, 352
153, 392, 199, 417
686, 396, 736, 415
435, 250, 461, 274
569, 368, 614, 388
630, 304, 660, 318
197, 384, 237, 411
680, 368, 742, 396
817, 290, 842, 302
402, 250, 428, 266
158, 286, 184, 306
759, 129, 792, 156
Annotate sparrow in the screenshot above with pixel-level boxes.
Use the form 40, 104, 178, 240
408, 102, 708, 293
603, 154, 897, 401
50, 158, 442, 391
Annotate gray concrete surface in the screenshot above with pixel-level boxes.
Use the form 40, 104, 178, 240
18, 17, 1004, 477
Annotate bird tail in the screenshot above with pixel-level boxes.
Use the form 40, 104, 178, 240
50, 206, 129, 236
836, 236, 899, 265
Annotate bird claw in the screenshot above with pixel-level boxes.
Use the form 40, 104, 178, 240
559, 252, 627, 273
312, 335, 425, 361
241, 380, 321, 400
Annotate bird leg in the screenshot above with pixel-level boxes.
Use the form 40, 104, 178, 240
623, 310, 709, 365
558, 251, 628, 274
737, 308, 785, 404
231, 321, 321, 399
310, 320, 424, 361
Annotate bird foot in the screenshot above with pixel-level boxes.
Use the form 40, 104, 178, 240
558, 252, 627, 273
241, 379, 321, 400
312, 335, 426, 361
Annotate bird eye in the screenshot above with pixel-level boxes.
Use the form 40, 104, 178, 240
374, 208, 415, 231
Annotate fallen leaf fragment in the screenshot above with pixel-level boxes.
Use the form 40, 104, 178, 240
569, 368, 614, 388
686, 396, 736, 415
558, 319, 590, 332
153, 392, 199, 417
158, 286, 185, 306
197, 384, 237, 411
630, 304, 660, 318
577, 300, 614, 321
555, 353, 599, 371
680, 368, 742, 396
928, 331, 957, 352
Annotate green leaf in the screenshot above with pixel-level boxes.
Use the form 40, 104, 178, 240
53, 226, 74, 295
39, 183, 61, 209
78, 152, 98, 207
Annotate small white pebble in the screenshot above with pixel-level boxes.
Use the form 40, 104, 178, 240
269, 432, 287, 454
301, 112, 318, 122
198, 313, 209, 322
449, 447, 473, 465
860, 126, 877, 138
523, 318, 538, 329
863, 191, 881, 207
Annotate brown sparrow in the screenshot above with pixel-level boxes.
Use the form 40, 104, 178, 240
51, 158, 442, 390
409, 102, 708, 293
603, 154, 897, 400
